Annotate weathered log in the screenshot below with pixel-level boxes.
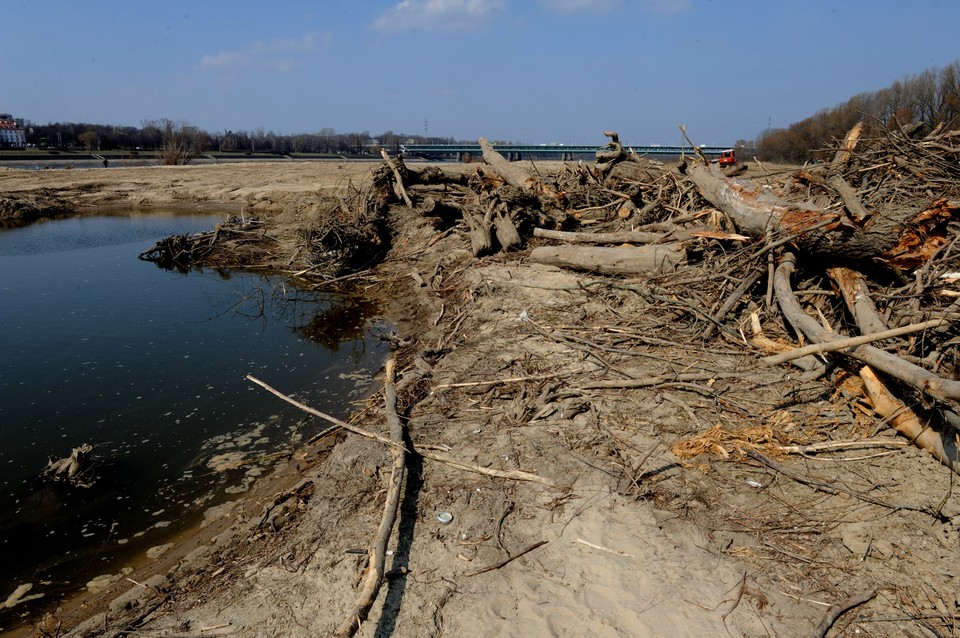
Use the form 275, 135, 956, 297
529, 244, 685, 276
44, 443, 95, 486
813, 588, 876, 638
748, 311, 826, 375
827, 174, 870, 222
595, 130, 626, 176
761, 318, 947, 366
417, 195, 461, 228
687, 162, 960, 268
478, 138, 537, 189
461, 204, 494, 256
334, 360, 405, 637
533, 227, 670, 245
826, 267, 889, 334
860, 366, 960, 475
478, 137, 561, 203
493, 207, 522, 251
774, 252, 960, 402
380, 149, 413, 208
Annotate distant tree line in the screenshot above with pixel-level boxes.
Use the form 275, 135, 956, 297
21, 119, 461, 163
36, 58, 960, 168
756, 60, 960, 163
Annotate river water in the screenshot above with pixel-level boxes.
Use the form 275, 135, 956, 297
0, 212, 389, 607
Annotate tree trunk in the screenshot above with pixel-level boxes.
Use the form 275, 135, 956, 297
826, 267, 889, 334
533, 227, 674, 245
478, 137, 561, 203
461, 204, 494, 256
686, 163, 960, 269
493, 209, 521, 251
529, 244, 685, 276
774, 252, 960, 403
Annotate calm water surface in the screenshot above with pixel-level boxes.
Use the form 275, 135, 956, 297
0, 213, 389, 606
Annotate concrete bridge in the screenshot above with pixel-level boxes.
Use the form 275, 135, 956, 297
399, 143, 740, 161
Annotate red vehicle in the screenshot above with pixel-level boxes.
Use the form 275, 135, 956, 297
717, 149, 737, 167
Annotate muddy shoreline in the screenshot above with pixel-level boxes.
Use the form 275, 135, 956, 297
2, 160, 959, 637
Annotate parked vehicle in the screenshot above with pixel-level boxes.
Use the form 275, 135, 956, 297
717, 149, 737, 167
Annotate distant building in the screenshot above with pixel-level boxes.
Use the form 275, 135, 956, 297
0, 114, 26, 148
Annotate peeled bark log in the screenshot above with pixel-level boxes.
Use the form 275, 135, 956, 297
533, 227, 670, 245
832, 121, 864, 166
826, 267, 889, 334
774, 252, 960, 403
478, 137, 561, 203
860, 366, 960, 475
687, 162, 830, 238
529, 244, 685, 276
687, 163, 960, 268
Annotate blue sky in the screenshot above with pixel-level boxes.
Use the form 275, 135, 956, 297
4, 0, 959, 145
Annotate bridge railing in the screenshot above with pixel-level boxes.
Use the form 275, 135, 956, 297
399, 144, 742, 157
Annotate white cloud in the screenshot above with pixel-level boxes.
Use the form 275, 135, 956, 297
196, 31, 332, 74
539, 0, 689, 15
370, 0, 507, 32
538, 0, 619, 13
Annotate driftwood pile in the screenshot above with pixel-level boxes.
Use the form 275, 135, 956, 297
297, 178, 392, 276
44, 443, 96, 487
137, 122, 960, 480
138, 216, 269, 271
373, 124, 960, 478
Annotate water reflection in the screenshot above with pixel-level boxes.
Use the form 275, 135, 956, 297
297, 296, 382, 352
0, 212, 389, 618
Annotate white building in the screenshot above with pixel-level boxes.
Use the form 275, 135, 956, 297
0, 114, 26, 148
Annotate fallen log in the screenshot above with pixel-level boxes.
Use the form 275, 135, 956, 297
774, 252, 960, 403
493, 205, 522, 251
529, 244, 686, 276
379, 149, 413, 208
760, 318, 947, 366
462, 203, 494, 256
533, 227, 675, 245
686, 163, 960, 268
826, 266, 888, 334
44, 443, 95, 487
478, 137, 561, 203
334, 359, 405, 638
813, 588, 876, 638
595, 130, 626, 177
831, 121, 865, 166
827, 174, 870, 222
247, 375, 560, 488
860, 366, 960, 475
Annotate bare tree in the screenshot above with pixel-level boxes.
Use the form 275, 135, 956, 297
150, 119, 202, 165
78, 131, 98, 151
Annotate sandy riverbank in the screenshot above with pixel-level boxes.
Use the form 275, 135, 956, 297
2, 160, 959, 637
